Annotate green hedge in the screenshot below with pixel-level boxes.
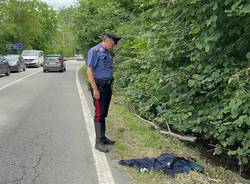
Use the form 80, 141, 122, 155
74, 0, 250, 165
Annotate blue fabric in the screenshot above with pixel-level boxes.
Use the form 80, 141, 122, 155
119, 153, 204, 177
87, 43, 113, 80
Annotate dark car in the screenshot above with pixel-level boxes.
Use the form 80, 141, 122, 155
0, 54, 10, 76
5, 54, 26, 72
43, 54, 66, 72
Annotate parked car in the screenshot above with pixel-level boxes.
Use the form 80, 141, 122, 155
21, 50, 44, 67
75, 54, 83, 61
5, 54, 26, 72
43, 54, 66, 72
0, 54, 10, 76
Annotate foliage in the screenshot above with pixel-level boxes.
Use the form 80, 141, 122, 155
0, 0, 58, 53
73, 0, 130, 52
54, 7, 78, 57
73, 0, 250, 166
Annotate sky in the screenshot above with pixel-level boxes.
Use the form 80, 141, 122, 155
41, 0, 75, 9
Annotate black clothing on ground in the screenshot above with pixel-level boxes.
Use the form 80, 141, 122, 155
119, 153, 204, 177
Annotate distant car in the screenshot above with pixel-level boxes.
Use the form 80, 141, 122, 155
0, 54, 10, 76
75, 54, 83, 61
21, 50, 44, 67
5, 54, 26, 72
43, 54, 66, 72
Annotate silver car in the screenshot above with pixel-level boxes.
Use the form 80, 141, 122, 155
5, 54, 26, 72
21, 50, 44, 67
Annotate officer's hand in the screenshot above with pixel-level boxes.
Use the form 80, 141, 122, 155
93, 88, 100, 99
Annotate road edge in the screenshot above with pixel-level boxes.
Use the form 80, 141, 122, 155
75, 65, 116, 184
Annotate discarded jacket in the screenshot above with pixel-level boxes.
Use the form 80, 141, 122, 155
119, 153, 204, 177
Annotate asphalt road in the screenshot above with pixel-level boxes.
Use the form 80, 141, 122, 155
0, 61, 131, 184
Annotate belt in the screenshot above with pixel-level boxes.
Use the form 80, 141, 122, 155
95, 78, 114, 86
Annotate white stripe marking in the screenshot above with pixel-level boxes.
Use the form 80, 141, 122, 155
0, 70, 41, 91
75, 65, 116, 184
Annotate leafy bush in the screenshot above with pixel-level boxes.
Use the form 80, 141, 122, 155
74, 0, 250, 165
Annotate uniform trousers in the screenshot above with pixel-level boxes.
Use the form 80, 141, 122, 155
90, 79, 112, 142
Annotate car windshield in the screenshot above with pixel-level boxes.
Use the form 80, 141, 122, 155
47, 54, 60, 57
6, 55, 19, 61
47, 57, 59, 63
22, 51, 38, 56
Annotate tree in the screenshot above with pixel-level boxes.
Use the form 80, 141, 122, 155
0, 0, 58, 53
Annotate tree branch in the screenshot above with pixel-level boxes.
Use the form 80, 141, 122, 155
133, 113, 197, 142
133, 113, 160, 130
160, 130, 197, 142
232, 67, 250, 77
187, 63, 200, 81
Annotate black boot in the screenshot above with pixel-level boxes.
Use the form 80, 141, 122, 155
100, 120, 106, 140
95, 122, 109, 153
95, 139, 109, 153
103, 136, 115, 145
101, 121, 115, 145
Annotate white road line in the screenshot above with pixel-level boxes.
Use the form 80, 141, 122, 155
75, 66, 116, 184
0, 70, 41, 91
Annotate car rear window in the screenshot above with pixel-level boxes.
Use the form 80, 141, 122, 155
6, 55, 19, 61
47, 57, 59, 63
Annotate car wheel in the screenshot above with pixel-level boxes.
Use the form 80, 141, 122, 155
43, 69, 46, 73
64, 68, 66, 72
6, 69, 10, 76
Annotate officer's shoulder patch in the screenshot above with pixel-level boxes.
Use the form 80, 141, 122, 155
94, 48, 100, 52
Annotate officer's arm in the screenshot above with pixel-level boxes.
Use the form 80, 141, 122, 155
86, 48, 98, 91
86, 67, 98, 90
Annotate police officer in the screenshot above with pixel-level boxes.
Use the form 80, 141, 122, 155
86, 32, 121, 153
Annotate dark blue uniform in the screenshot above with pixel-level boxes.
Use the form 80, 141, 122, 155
87, 43, 114, 147
87, 43, 113, 80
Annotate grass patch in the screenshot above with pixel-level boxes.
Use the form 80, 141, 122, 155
80, 66, 249, 184
80, 66, 88, 83
107, 102, 250, 184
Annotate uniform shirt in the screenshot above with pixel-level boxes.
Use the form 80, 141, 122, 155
87, 43, 113, 80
